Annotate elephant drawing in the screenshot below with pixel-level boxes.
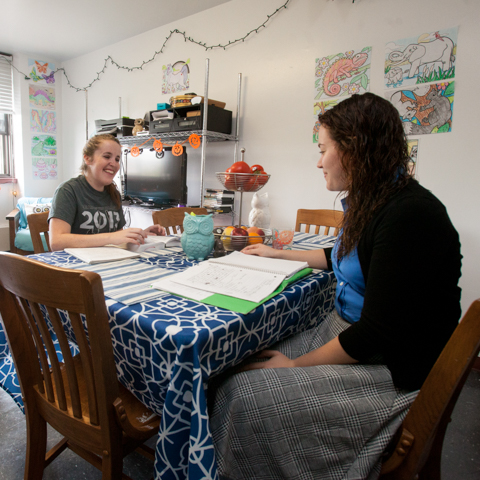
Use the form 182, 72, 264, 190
388, 36, 455, 78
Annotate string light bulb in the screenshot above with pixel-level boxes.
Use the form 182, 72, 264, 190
7, 1, 291, 92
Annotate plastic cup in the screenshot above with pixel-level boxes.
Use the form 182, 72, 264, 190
272, 227, 295, 250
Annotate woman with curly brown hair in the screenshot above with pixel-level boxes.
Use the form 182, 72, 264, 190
209, 93, 462, 479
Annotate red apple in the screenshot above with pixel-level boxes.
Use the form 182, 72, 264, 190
247, 226, 265, 236
231, 227, 248, 250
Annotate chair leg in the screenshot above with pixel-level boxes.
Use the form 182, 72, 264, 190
101, 438, 126, 480
24, 408, 47, 480
417, 417, 451, 480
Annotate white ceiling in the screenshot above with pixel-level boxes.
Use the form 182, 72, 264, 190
1, 0, 232, 62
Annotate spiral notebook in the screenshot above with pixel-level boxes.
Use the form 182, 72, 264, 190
162, 252, 309, 303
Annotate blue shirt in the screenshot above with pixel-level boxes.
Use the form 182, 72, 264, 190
332, 200, 366, 323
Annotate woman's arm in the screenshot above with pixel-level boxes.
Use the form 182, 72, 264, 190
243, 337, 358, 371
49, 217, 149, 251
241, 243, 329, 270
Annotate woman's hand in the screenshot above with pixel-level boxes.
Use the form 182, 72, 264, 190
241, 243, 278, 257
110, 228, 148, 245
243, 242, 330, 270
49, 218, 150, 250
242, 350, 295, 371
241, 337, 357, 373
144, 224, 166, 236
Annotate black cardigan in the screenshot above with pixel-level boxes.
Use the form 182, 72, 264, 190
326, 179, 462, 391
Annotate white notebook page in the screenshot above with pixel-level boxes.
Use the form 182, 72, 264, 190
209, 251, 308, 277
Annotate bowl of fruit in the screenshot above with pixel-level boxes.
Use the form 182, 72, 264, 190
216, 149, 270, 193
214, 226, 272, 252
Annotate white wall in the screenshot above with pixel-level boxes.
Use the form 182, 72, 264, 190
42, 0, 480, 314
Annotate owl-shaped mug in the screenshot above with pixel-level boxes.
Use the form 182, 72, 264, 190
181, 213, 215, 261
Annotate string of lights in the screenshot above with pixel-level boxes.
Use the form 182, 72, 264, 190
9, 0, 291, 92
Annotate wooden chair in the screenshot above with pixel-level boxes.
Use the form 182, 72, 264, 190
295, 209, 344, 236
152, 207, 208, 235
6, 197, 53, 255
27, 211, 51, 253
379, 299, 480, 479
0, 252, 160, 480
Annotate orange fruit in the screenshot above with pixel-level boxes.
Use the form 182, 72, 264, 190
248, 231, 264, 245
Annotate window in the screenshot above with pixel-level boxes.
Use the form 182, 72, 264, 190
0, 54, 14, 181
0, 113, 13, 178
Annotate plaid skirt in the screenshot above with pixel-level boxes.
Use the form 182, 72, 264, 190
208, 310, 418, 480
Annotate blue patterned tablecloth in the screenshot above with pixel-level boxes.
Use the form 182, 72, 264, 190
0, 232, 337, 480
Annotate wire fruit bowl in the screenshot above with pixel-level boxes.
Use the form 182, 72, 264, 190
216, 172, 270, 193
214, 227, 272, 252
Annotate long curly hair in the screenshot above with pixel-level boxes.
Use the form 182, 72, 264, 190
81, 134, 122, 209
319, 93, 411, 258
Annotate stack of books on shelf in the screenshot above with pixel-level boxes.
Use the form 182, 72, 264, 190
204, 188, 235, 214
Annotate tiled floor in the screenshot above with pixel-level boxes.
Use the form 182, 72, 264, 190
0, 370, 479, 479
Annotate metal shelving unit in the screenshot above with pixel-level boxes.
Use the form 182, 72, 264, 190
119, 130, 236, 147
119, 59, 242, 209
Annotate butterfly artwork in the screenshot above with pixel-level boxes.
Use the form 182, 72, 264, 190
28, 59, 56, 84
35, 61, 48, 73
42, 71, 55, 84
29, 67, 42, 82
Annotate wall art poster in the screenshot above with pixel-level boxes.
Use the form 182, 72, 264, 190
162, 59, 190, 95
30, 109, 56, 134
407, 139, 419, 177
28, 59, 55, 84
31, 135, 57, 157
32, 157, 58, 180
314, 47, 372, 102
29, 84, 55, 110
385, 27, 457, 89
313, 99, 343, 143
386, 81, 454, 135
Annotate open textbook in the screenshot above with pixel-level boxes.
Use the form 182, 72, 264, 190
153, 252, 309, 304
126, 235, 181, 252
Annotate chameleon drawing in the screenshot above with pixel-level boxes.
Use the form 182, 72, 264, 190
323, 52, 368, 96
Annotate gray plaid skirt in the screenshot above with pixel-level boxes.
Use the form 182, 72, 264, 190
208, 310, 418, 480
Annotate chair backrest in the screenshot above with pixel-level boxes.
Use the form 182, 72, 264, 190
0, 252, 120, 442
152, 207, 209, 235
27, 211, 50, 253
17, 196, 53, 229
295, 209, 343, 236
380, 299, 480, 479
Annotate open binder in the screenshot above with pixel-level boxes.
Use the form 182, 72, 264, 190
152, 251, 312, 314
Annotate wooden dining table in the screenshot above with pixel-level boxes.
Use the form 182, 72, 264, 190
0, 232, 337, 480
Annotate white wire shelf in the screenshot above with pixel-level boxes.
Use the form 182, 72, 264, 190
118, 130, 237, 147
